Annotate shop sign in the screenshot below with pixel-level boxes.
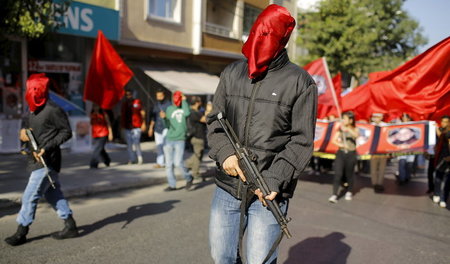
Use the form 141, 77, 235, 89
56, 1, 119, 40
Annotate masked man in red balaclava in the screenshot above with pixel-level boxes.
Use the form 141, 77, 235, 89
207, 5, 317, 263
120, 89, 146, 164
160, 91, 194, 191
5, 73, 79, 246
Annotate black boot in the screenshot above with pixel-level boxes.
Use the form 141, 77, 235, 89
5, 225, 29, 246
52, 215, 79, 240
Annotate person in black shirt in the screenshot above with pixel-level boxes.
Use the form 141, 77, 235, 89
5, 74, 79, 246
186, 96, 209, 179
433, 116, 450, 208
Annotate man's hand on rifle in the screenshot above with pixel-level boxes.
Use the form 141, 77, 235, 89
255, 189, 278, 207
33, 149, 45, 162
20, 129, 30, 142
223, 155, 246, 182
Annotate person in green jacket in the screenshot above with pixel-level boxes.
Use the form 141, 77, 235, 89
161, 91, 193, 191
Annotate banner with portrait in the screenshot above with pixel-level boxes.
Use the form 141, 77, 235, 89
374, 121, 433, 154
313, 121, 435, 159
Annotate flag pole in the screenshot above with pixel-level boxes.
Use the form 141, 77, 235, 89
323, 57, 341, 116
131, 75, 163, 111
323, 57, 347, 153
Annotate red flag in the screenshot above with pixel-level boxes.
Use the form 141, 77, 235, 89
84, 30, 134, 109
317, 73, 342, 118
304, 58, 338, 107
343, 37, 450, 121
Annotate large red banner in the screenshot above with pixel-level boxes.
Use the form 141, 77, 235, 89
314, 121, 433, 158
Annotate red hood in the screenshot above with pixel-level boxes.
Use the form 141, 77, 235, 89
242, 4, 295, 79
26, 73, 49, 112
173, 91, 183, 107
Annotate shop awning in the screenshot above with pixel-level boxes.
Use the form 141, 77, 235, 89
141, 66, 220, 95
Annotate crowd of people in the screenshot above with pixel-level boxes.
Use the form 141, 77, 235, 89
88, 88, 211, 192
320, 113, 450, 208
4, 6, 448, 264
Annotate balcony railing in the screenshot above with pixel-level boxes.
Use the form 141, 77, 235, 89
204, 22, 238, 39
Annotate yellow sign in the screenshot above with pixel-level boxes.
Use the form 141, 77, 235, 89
76, 0, 116, 10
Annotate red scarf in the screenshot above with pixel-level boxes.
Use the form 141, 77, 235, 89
242, 4, 295, 79
26, 73, 49, 112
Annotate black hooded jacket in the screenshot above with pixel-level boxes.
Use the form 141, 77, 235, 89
207, 50, 317, 199
23, 101, 72, 172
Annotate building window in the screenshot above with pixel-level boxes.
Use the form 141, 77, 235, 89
243, 4, 261, 35
148, 0, 181, 23
205, 0, 239, 39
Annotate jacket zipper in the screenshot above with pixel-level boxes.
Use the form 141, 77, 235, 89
244, 82, 262, 147
237, 81, 261, 199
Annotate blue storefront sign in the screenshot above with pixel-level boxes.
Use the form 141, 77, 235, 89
56, 1, 119, 40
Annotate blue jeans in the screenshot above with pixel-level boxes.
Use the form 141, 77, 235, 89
17, 168, 72, 226
209, 187, 288, 264
154, 129, 168, 166
163, 140, 192, 188
125, 128, 142, 163
435, 170, 450, 202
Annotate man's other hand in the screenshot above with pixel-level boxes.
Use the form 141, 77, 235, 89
33, 148, 45, 162
255, 189, 278, 207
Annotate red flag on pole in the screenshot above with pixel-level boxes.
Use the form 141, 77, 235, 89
304, 58, 341, 118
84, 30, 134, 109
317, 73, 342, 119
343, 37, 450, 121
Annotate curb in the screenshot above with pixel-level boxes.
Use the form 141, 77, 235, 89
0, 176, 168, 210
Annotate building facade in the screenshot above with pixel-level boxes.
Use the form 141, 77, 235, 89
119, 0, 298, 76
0, 0, 298, 152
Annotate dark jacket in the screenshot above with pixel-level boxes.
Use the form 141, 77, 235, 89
207, 49, 317, 199
23, 101, 72, 172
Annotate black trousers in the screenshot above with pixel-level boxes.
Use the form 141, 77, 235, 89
427, 156, 435, 192
90, 136, 110, 168
333, 150, 357, 195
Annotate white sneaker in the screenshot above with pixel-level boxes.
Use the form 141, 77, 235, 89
433, 196, 440, 203
328, 195, 338, 203
137, 156, 143, 165
439, 201, 447, 208
345, 192, 353, 201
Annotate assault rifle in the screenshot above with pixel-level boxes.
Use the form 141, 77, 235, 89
25, 129, 56, 189
214, 112, 292, 238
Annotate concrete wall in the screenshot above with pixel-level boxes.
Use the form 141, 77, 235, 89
121, 0, 193, 50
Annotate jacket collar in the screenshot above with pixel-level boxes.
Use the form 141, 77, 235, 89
268, 49, 289, 72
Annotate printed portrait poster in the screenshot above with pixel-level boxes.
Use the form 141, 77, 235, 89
314, 121, 329, 151
355, 123, 375, 155
69, 116, 92, 152
375, 122, 428, 154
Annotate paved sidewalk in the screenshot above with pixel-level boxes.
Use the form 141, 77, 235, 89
0, 142, 216, 208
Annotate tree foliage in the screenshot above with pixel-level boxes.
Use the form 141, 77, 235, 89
0, 0, 71, 39
297, 0, 427, 79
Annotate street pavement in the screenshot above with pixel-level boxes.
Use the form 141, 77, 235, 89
0, 144, 449, 263
0, 141, 216, 208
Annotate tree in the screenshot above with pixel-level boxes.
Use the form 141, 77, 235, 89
297, 0, 427, 81
0, 0, 71, 39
